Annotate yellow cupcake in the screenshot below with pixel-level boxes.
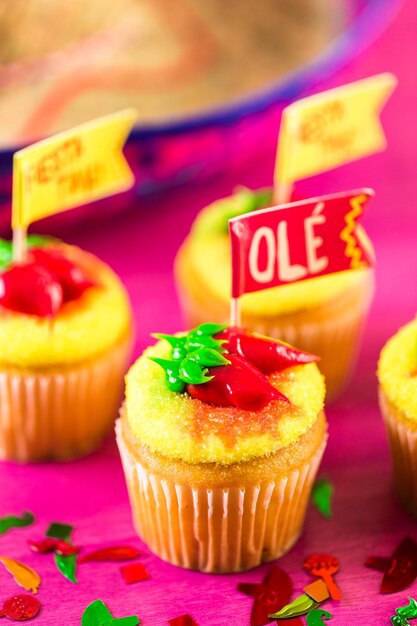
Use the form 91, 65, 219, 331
378, 317, 417, 516
175, 187, 374, 399
117, 325, 327, 572
0, 241, 133, 462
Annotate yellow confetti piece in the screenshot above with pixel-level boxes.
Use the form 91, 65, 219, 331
0, 556, 41, 594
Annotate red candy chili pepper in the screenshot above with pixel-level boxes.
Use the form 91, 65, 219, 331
187, 353, 288, 410
217, 327, 319, 375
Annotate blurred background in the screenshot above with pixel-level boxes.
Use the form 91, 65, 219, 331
0, 0, 402, 233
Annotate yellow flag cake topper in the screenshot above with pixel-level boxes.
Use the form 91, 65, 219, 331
274, 73, 397, 199
12, 108, 137, 231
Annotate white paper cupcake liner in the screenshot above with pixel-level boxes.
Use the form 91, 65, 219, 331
116, 419, 327, 573
380, 389, 417, 516
0, 336, 132, 462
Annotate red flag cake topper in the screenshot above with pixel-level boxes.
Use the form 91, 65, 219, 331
229, 189, 374, 300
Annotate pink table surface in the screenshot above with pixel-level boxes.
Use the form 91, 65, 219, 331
1, 2, 417, 624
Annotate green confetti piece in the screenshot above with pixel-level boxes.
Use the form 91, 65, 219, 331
269, 594, 319, 619
46, 522, 73, 541
391, 616, 410, 626
307, 609, 333, 625
54, 552, 77, 584
0, 512, 35, 535
312, 477, 334, 519
391, 597, 417, 624
82, 600, 140, 625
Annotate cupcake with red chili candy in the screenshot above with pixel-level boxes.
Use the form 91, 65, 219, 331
116, 322, 327, 573
0, 236, 133, 462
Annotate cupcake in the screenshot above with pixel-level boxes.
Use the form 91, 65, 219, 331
116, 322, 327, 573
175, 187, 374, 399
0, 235, 133, 462
378, 318, 417, 517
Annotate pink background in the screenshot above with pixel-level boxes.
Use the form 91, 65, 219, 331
1, 0, 417, 623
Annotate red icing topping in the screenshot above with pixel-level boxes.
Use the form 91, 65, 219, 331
187, 353, 287, 411
216, 326, 319, 374
0, 247, 95, 317
185, 326, 317, 411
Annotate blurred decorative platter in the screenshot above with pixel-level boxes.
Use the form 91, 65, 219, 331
0, 0, 402, 231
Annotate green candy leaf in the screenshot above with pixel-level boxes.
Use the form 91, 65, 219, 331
0, 235, 56, 272
311, 476, 334, 519
27, 234, 56, 247
186, 334, 227, 353
0, 239, 12, 270
152, 334, 187, 360
179, 357, 213, 385
192, 323, 227, 336
190, 347, 230, 368
54, 552, 77, 584
149, 357, 185, 392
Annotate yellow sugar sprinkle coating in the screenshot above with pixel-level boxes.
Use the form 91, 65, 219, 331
186, 190, 372, 316
125, 338, 326, 464
378, 317, 417, 422
0, 244, 132, 368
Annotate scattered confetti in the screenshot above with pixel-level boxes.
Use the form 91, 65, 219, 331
306, 609, 333, 625
390, 616, 410, 626
269, 594, 319, 619
238, 566, 303, 626
54, 553, 77, 584
168, 616, 198, 626
120, 563, 149, 584
79, 546, 141, 563
0, 595, 41, 621
46, 523, 73, 541
303, 580, 330, 603
82, 600, 140, 625
311, 478, 333, 519
44, 522, 78, 584
304, 554, 341, 601
28, 538, 78, 556
0, 513, 35, 537
390, 597, 417, 624
0, 558, 41, 594
365, 537, 417, 594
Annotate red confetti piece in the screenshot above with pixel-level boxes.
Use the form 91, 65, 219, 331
0, 595, 41, 621
28, 538, 79, 556
120, 563, 149, 584
238, 566, 303, 626
365, 537, 417, 594
78, 546, 141, 563
168, 615, 198, 626
304, 554, 341, 601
